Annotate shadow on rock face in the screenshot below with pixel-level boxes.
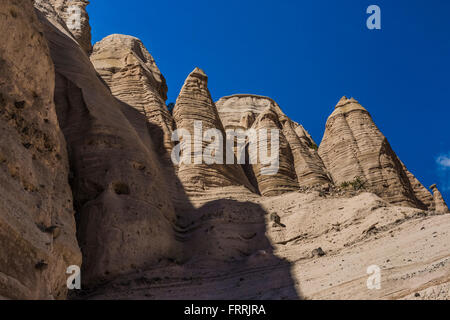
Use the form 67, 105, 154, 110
35, 6, 300, 300
74, 197, 302, 300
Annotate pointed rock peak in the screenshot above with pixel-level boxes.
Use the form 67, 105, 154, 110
332, 96, 367, 116
335, 96, 360, 109
336, 96, 349, 107
189, 67, 208, 79
429, 184, 450, 213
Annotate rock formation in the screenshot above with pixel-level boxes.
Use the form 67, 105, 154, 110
90, 35, 172, 155
34, 1, 181, 286
319, 97, 432, 209
216, 94, 331, 192
46, 0, 92, 55
0, 0, 80, 299
247, 110, 300, 196
216, 94, 285, 131
172, 68, 256, 198
430, 184, 450, 213
0, 0, 448, 301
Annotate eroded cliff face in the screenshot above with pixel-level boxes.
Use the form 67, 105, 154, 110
430, 184, 450, 213
46, 0, 92, 54
33, 1, 182, 287
0, 0, 80, 299
172, 68, 256, 199
216, 95, 331, 194
247, 109, 300, 196
319, 97, 433, 209
89, 34, 183, 206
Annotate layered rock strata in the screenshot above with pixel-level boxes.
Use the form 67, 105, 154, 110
0, 0, 81, 299
216, 94, 331, 192
34, 2, 181, 286
430, 184, 449, 213
89, 35, 182, 204
319, 97, 432, 209
90, 34, 173, 159
172, 68, 256, 197
247, 110, 300, 196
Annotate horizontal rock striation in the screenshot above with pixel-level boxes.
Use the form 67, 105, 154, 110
90, 35, 179, 196
247, 110, 300, 196
172, 69, 256, 198
0, 0, 81, 299
34, 2, 181, 286
430, 184, 449, 213
319, 97, 432, 209
216, 94, 331, 193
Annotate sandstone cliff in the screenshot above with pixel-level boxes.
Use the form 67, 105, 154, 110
0, 0, 80, 299
46, 0, 92, 54
34, 1, 181, 287
172, 69, 256, 199
247, 109, 300, 196
319, 97, 433, 209
216, 94, 331, 193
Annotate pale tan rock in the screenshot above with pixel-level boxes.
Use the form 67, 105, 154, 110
430, 184, 449, 213
247, 110, 300, 196
279, 116, 331, 187
401, 162, 434, 209
0, 0, 81, 299
172, 68, 256, 197
83, 191, 450, 300
216, 94, 285, 131
319, 97, 431, 209
34, 3, 182, 286
45, 0, 92, 54
90, 34, 175, 171
217, 94, 331, 190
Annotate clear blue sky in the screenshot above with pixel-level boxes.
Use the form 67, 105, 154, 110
88, 0, 450, 201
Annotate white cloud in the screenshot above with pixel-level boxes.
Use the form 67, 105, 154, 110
437, 154, 450, 169
436, 153, 450, 192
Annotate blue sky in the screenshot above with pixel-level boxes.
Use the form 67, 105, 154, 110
88, 0, 450, 201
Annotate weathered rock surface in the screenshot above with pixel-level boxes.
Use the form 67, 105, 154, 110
34, 2, 181, 286
319, 97, 432, 209
46, 0, 92, 55
279, 116, 331, 187
216, 94, 331, 192
89, 35, 181, 200
216, 94, 285, 131
79, 191, 450, 300
0, 0, 80, 299
172, 69, 256, 198
247, 110, 299, 196
430, 184, 449, 213
90, 35, 171, 144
